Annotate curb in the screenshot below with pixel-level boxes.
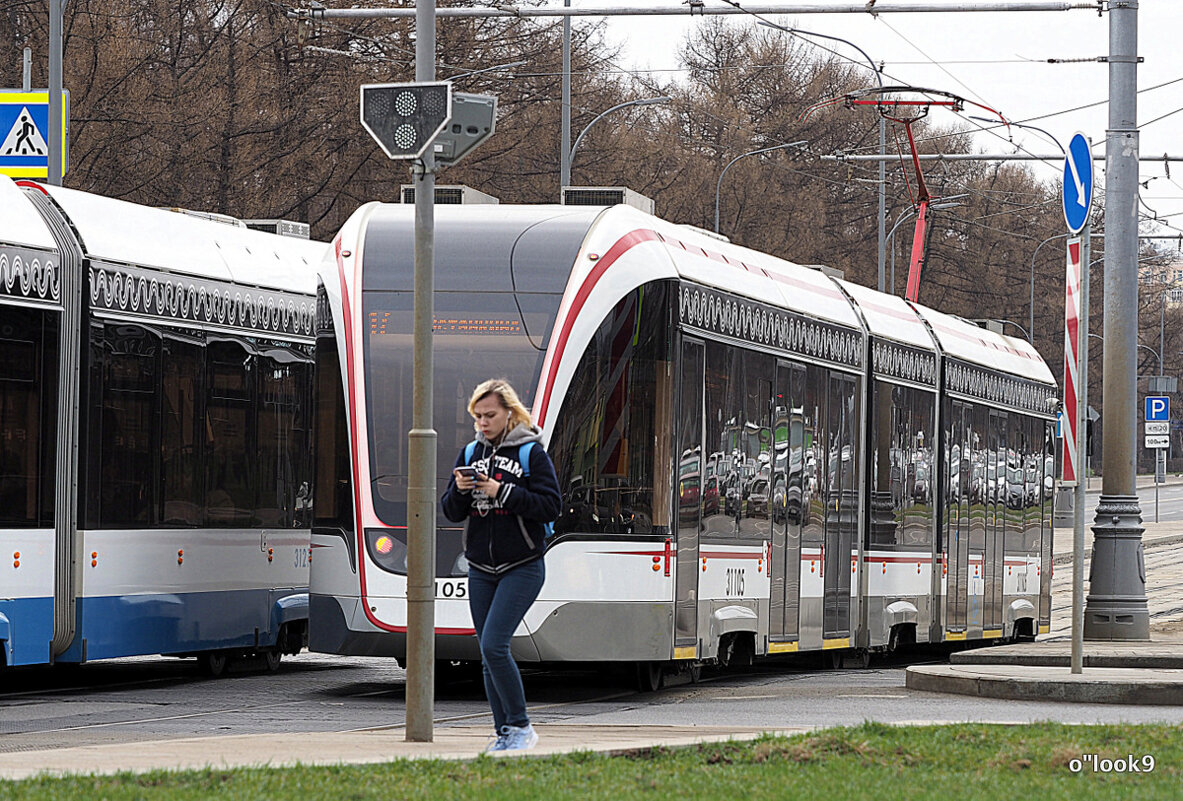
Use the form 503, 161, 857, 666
948, 650, 1183, 669
906, 665, 1183, 705
1052, 532, 1183, 567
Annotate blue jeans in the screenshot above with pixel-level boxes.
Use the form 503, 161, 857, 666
467, 559, 545, 732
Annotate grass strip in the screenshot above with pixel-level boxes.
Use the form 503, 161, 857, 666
2, 722, 1179, 801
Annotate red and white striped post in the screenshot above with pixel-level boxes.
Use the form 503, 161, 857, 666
1062, 237, 1083, 486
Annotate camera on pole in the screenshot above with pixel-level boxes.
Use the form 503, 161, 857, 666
361, 82, 496, 166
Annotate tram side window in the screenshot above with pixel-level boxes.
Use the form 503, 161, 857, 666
739, 350, 774, 538
98, 325, 159, 527
1024, 415, 1043, 552
313, 322, 353, 532
868, 382, 935, 550
256, 352, 313, 528
1005, 414, 1026, 554
205, 339, 255, 527
0, 310, 58, 527
703, 340, 740, 538
549, 283, 671, 536
160, 334, 203, 526
802, 364, 827, 549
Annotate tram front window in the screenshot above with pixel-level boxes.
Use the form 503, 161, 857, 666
362, 290, 552, 530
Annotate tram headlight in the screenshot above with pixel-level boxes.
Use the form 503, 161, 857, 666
365, 529, 408, 574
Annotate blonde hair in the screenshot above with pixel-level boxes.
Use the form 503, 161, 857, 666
468, 379, 533, 434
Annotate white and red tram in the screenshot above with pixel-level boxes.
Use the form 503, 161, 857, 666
309, 202, 1056, 682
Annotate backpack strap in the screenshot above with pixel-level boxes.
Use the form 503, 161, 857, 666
464, 439, 479, 465
514, 442, 554, 542
518, 442, 535, 477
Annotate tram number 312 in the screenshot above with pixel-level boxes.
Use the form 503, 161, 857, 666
726, 568, 745, 597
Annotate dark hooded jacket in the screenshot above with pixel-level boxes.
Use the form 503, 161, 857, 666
440, 423, 561, 575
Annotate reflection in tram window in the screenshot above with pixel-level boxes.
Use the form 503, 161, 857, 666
548, 283, 672, 535
802, 364, 826, 549
868, 381, 935, 550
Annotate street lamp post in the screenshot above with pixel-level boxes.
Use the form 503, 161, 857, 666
714, 141, 807, 234
1029, 233, 1069, 350
568, 96, 671, 182
757, 20, 887, 293
972, 319, 1030, 342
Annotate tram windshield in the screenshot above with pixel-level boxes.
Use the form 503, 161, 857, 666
362, 290, 561, 527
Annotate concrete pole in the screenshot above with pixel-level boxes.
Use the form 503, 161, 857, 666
560, 0, 571, 192
48, 0, 62, 186
406, 0, 438, 741
1087, 0, 1149, 641
22, 47, 31, 92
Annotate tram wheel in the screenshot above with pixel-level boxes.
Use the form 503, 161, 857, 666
634, 661, 665, 693
264, 649, 282, 672
859, 648, 873, 669
823, 650, 843, 670
201, 651, 229, 677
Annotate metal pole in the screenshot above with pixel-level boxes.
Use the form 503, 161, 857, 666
48, 0, 62, 186
22, 47, 31, 92
1071, 224, 1089, 674
878, 119, 886, 292
824, 153, 1183, 162
294, 3, 1097, 20
1087, 0, 1149, 642
559, 0, 571, 192
406, 0, 438, 742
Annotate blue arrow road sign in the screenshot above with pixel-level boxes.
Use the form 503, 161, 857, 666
1146, 396, 1170, 421
1062, 132, 1093, 234
0, 90, 69, 179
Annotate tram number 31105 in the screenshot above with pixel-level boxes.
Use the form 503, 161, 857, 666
726, 568, 745, 597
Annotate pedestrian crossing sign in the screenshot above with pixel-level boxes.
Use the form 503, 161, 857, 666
0, 90, 69, 178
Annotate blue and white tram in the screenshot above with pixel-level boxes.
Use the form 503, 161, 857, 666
0, 176, 324, 671
309, 201, 1056, 677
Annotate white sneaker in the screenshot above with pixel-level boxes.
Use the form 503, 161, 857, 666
500, 723, 538, 751
485, 728, 510, 753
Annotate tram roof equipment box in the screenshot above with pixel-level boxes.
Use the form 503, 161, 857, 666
561, 186, 654, 215
244, 219, 311, 239
400, 185, 500, 205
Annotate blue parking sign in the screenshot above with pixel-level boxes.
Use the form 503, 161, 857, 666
1145, 396, 1170, 421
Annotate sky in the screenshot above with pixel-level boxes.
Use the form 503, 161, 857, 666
569, 0, 1183, 249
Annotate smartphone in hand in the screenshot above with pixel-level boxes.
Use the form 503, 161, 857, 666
455, 466, 480, 481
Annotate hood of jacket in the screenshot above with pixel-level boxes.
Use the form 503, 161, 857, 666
476, 422, 542, 450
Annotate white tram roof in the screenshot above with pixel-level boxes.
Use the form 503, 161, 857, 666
591, 205, 863, 330
39, 184, 324, 294
836, 279, 935, 350
0, 176, 57, 251
910, 304, 1055, 385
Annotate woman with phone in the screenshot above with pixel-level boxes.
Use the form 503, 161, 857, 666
441, 379, 561, 753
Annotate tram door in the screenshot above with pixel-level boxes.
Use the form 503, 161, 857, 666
769, 362, 803, 642
674, 338, 704, 656
823, 373, 858, 639
985, 411, 1007, 632
946, 401, 970, 632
